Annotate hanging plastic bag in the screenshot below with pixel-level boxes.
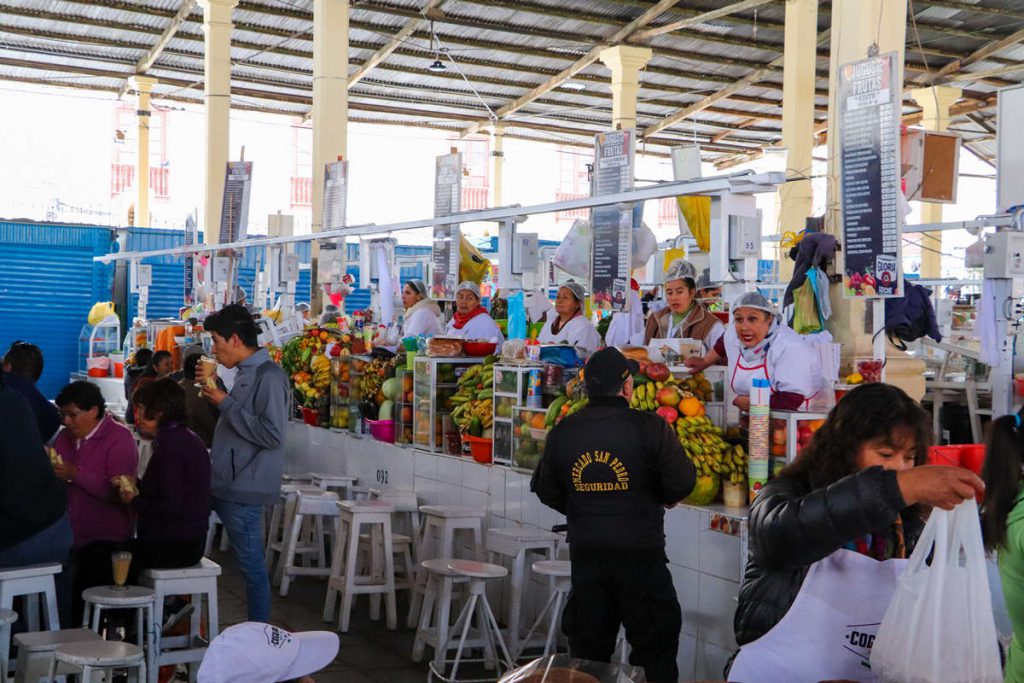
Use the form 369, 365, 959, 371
631, 222, 657, 270
677, 196, 711, 252
87, 301, 117, 326
792, 276, 823, 335
552, 219, 592, 278
870, 501, 1002, 683
459, 234, 491, 284
507, 291, 527, 340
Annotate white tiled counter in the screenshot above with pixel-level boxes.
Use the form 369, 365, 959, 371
283, 421, 743, 680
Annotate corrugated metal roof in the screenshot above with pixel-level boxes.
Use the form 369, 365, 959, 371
0, 0, 1021, 163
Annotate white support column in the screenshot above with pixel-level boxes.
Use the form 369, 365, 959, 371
131, 75, 157, 229
490, 124, 505, 207
310, 0, 349, 314
909, 85, 962, 278
200, 0, 237, 246
598, 45, 653, 130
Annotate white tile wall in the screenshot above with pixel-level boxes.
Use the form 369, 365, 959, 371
668, 563, 701, 638
488, 467, 507, 519
436, 455, 462, 485
695, 640, 735, 681
665, 505, 702, 570
461, 460, 489, 492
696, 573, 740, 650
676, 633, 698, 682
698, 526, 742, 582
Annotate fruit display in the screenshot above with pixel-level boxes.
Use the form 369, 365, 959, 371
413, 357, 485, 452
513, 408, 548, 470
770, 414, 826, 466
356, 355, 397, 418
280, 328, 336, 411
676, 416, 747, 484
854, 358, 883, 384
329, 357, 351, 430
395, 370, 414, 444
451, 356, 497, 438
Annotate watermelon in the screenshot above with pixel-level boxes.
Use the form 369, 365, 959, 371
382, 377, 399, 401
378, 400, 395, 420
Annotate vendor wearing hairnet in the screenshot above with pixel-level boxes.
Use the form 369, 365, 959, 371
401, 279, 443, 338
685, 292, 821, 411
445, 281, 504, 350
644, 259, 725, 350
536, 281, 601, 354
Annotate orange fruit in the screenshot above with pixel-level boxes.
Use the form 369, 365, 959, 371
530, 413, 546, 430
679, 397, 702, 417
770, 442, 786, 457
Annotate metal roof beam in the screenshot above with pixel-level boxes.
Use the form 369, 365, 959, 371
117, 0, 197, 98
631, 0, 776, 41
460, 0, 685, 136
346, 0, 447, 89
926, 26, 1024, 85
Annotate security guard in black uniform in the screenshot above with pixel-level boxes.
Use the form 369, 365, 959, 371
531, 347, 696, 683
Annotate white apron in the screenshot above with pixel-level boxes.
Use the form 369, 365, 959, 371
724, 325, 820, 409
536, 314, 601, 353
729, 549, 908, 683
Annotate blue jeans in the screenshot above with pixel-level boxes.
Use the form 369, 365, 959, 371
212, 498, 270, 622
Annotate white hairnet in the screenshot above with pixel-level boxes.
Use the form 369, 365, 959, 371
456, 281, 481, 299
560, 281, 585, 302
664, 259, 697, 285
732, 291, 776, 317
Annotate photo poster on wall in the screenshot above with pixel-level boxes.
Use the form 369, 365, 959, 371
590, 130, 636, 312
219, 161, 252, 245
838, 52, 903, 299
432, 152, 462, 300
322, 159, 348, 232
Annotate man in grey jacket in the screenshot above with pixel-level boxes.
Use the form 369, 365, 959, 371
198, 304, 290, 621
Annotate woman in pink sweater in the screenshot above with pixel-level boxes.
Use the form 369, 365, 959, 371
54, 381, 138, 621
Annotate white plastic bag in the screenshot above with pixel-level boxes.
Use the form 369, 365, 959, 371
870, 501, 1002, 683
631, 223, 657, 269
552, 219, 592, 278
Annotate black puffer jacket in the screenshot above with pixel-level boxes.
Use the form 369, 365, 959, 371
734, 466, 925, 646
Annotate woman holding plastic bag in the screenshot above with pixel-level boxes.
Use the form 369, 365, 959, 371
729, 384, 984, 683
981, 413, 1024, 682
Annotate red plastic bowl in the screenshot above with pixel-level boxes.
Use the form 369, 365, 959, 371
462, 435, 493, 463
367, 419, 396, 443
463, 341, 497, 357
301, 407, 320, 427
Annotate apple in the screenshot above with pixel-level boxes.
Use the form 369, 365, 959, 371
656, 406, 679, 424
656, 387, 681, 407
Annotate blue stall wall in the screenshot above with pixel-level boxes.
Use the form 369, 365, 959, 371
0, 222, 116, 399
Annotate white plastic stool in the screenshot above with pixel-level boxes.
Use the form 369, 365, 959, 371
369, 489, 422, 559
515, 560, 571, 660
409, 506, 485, 629
428, 560, 513, 683
311, 473, 358, 499
265, 484, 323, 577
13, 629, 102, 683
323, 501, 397, 633
278, 491, 340, 596
412, 559, 470, 667
204, 511, 230, 556
81, 586, 156, 675
141, 558, 221, 683
47, 640, 146, 682
0, 563, 61, 672
281, 473, 315, 486
0, 608, 16, 681
485, 527, 560, 655
358, 533, 416, 596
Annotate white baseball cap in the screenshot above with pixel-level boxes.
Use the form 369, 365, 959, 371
197, 623, 339, 683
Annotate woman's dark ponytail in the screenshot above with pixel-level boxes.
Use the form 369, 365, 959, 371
982, 413, 1024, 552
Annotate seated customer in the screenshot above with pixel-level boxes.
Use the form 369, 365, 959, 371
54, 381, 138, 620
177, 353, 221, 448
119, 378, 211, 577
2, 341, 60, 443
124, 348, 154, 427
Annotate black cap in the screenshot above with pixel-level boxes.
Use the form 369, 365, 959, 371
584, 347, 639, 396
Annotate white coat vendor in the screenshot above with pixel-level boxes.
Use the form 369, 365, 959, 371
536, 281, 601, 354
644, 259, 725, 351
446, 281, 505, 350
401, 279, 444, 338
685, 291, 820, 411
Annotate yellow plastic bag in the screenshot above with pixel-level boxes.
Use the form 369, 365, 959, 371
459, 234, 491, 284
792, 277, 823, 334
677, 196, 711, 253
87, 301, 116, 325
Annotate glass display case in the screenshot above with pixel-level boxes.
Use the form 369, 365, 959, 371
492, 363, 544, 467
395, 368, 414, 445
413, 356, 485, 453
512, 406, 547, 471
770, 410, 830, 472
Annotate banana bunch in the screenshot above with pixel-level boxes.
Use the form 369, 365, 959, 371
676, 416, 747, 482
451, 397, 493, 432
450, 359, 496, 436
629, 380, 665, 411
311, 354, 331, 390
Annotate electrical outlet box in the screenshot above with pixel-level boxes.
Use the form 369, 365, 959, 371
985, 232, 1024, 278
728, 214, 761, 260
135, 263, 153, 288
273, 252, 299, 286
210, 257, 231, 283
512, 233, 538, 274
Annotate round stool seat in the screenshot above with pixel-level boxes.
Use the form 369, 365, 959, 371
338, 500, 394, 514
448, 559, 507, 580
82, 585, 155, 607
0, 608, 16, 625
420, 559, 468, 577
419, 505, 485, 519
55, 640, 144, 667
532, 560, 571, 578
15, 628, 101, 653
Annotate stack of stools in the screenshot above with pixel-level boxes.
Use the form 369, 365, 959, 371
0, 608, 15, 680
81, 585, 156, 674
484, 527, 560, 656
323, 500, 398, 633
0, 563, 62, 671
277, 490, 341, 596
265, 484, 324, 579
409, 506, 486, 629
46, 640, 146, 682
515, 560, 571, 660
141, 558, 221, 683
366, 489, 420, 598
311, 473, 358, 499
427, 560, 514, 683
12, 629, 102, 683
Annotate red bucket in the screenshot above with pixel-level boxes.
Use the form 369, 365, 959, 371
367, 419, 396, 443
927, 444, 986, 475
301, 407, 320, 427
462, 435, 493, 464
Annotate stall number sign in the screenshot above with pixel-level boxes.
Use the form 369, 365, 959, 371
590, 130, 635, 312
432, 153, 462, 300
838, 53, 902, 299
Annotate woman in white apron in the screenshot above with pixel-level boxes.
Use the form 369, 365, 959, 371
445, 281, 504, 351
686, 291, 818, 411
400, 279, 443, 338
536, 281, 601, 354
643, 259, 724, 351
728, 383, 984, 683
